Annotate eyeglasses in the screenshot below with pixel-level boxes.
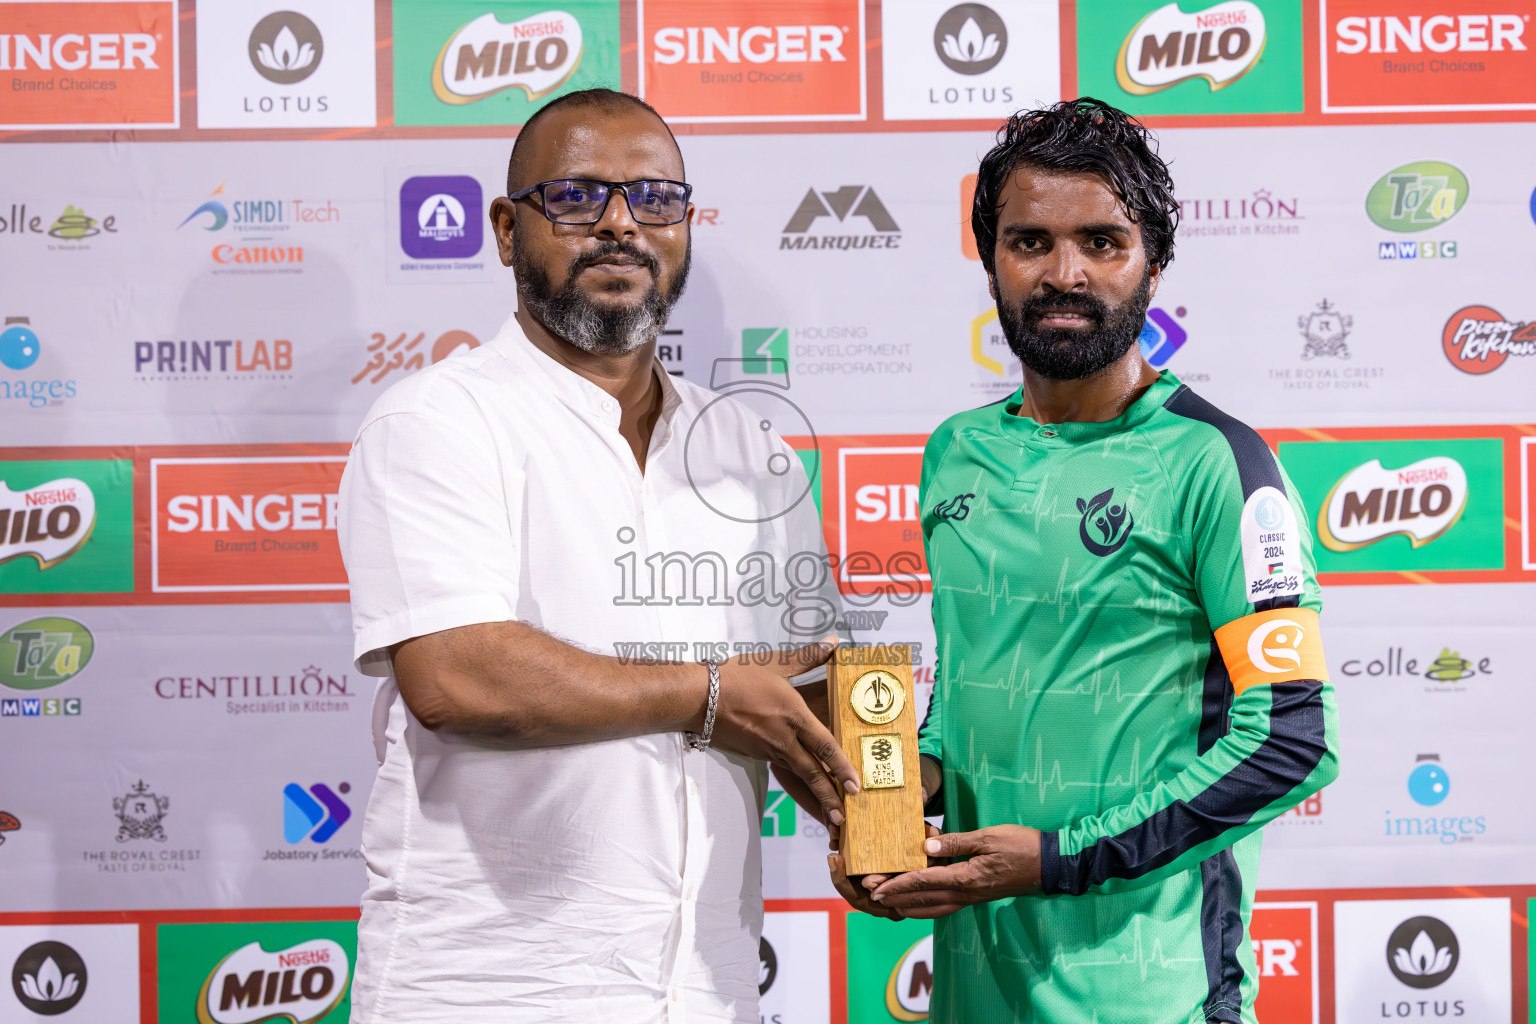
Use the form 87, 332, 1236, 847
508, 178, 693, 226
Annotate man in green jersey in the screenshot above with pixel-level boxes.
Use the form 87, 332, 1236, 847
844, 100, 1340, 1023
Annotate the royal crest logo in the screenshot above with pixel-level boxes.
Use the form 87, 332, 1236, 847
114, 779, 169, 843
1116, 1, 1266, 95
197, 938, 350, 1024
931, 493, 974, 521
0, 477, 96, 570
1298, 299, 1352, 361
1077, 488, 1134, 556
1318, 456, 1467, 553
431, 11, 583, 105
1442, 305, 1536, 376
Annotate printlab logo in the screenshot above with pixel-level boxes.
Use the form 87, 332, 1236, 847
1077, 488, 1133, 556
11, 940, 87, 1016
781, 186, 902, 250
1298, 299, 1352, 360
0, 810, 19, 845
1442, 305, 1535, 376
934, 4, 1007, 74
1116, 1, 1266, 95
1139, 305, 1187, 366
399, 176, 484, 260
283, 782, 352, 843
1317, 455, 1467, 553
1407, 754, 1449, 807
1386, 916, 1458, 988
431, 11, 584, 105
353, 329, 480, 384
758, 937, 777, 995
114, 779, 169, 843
249, 11, 323, 85
1, 617, 94, 691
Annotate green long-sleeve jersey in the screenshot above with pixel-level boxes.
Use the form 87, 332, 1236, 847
917, 372, 1339, 1024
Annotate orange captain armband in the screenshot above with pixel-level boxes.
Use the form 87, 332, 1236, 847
1214, 607, 1329, 697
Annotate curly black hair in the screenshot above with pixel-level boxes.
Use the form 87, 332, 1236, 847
970, 98, 1179, 279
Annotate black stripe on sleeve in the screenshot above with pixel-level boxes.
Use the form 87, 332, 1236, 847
1197, 639, 1234, 756
1044, 681, 1327, 896
1199, 850, 1245, 1023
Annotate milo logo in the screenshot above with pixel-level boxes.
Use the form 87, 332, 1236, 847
0, 617, 94, 690
1318, 456, 1467, 553
196, 939, 350, 1024
431, 11, 584, 104
1116, 1, 1266, 95
885, 933, 933, 1021
0, 478, 95, 570
1366, 162, 1468, 233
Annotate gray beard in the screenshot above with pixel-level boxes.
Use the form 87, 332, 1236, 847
513, 238, 690, 356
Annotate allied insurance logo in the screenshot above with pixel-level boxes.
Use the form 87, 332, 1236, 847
1322, 2, 1536, 113
639, 0, 866, 122
0, 0, 179, 129
1115, 1, 1267, 94
1442, 305, 1536, 375
149, 455, 348, 595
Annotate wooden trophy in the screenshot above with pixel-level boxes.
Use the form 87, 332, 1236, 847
828, 644, 928, 876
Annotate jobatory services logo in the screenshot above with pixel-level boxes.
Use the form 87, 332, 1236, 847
283, 782, 352, 844
781, 185, 902, 250
0, 1, 179, 129
881, 0, 1059, 120
157, 921, 356, 1024
1322, 2, 1536, 113
1442, 304, 1536, 375
1, 617, 94, 691
398, 175, 485, 266
353, 329, 481, 384
1077, 0, 1302, 114
392, 1, 619, 127
1139, 305, 1189, 366
11, 939, 87, 1016
149, 455, 349, 596
640, 0, 865, 122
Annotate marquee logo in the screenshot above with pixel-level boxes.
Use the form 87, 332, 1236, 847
1116, 1, 1267, 94
0, 478, 95, 571
196, 939, 350, 1024
781, 186, 901, 250
431, 11, 583, 104
1442, 305, 1536, 375
1318, 456, 1467, 552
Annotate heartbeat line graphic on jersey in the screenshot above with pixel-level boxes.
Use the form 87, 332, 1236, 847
944, 638, 1195, 715
1057, 916, 1205, 981
956, 730, 1151, 804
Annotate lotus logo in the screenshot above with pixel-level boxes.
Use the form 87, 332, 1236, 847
1365, 162, 1468, 234
934, 4, 1007, 75
758, 936, 777, 995
1247, 618, 1305, 673
431, 11, 584, 104
0, 478, 96, 571
1116, 1, 1266, 95
197, 939, 350, 1024
12, 940, 88, 1015
1318, 456, 1467, 552
248, 11, 324, 85
1386, 916, 1458, 988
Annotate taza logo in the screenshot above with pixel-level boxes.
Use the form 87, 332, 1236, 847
1298, 299, 1352, 360
1318, 456, 1466, 552
1386, 916, 1458, 988
1442, 305, 1536, 375
1116, 1, 1266, 94
0, 477, 95, 570
197, 938, 350, 1024
11, 940, 87, 1015
1077, 488, 1133, 556
114, 779, 169, 843
249, 11, 323, 84
934, 4, 1007, 74
431, 11, 583, 104
1366, 162, 1468, 233
1, 617, 94, 690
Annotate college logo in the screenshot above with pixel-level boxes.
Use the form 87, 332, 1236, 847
885, 933, 933, 1021
431, 11, 583, 104
1387, 916, 1458, 988
1116, 1, 1265, 94
1366, 162, 1468, 233
114, 779, 169, 843
1139, 304, 1188, 366
1340, 645, 1491, 683
1298, 299, 1351, 360
283, 783, 352, 844
1318, 455, 1467, 552
2, 202, 117, 241
12, 939, 88, 1015
1442, 305, 1536, 375
0, 477, 94, 571
249, 11, 322, 84
399, 176, 484, 260
0, 1, 178, 129
196, 938, 350, 1024
353, 329, 480, 384
935, 4, 1007, 73
1077, 487, 1133, 556
150, 455, 349, 595
1, 617, 94, 690
781, 186, 901, 250
1323, 4, 1536, 113
640, 0, 865, 122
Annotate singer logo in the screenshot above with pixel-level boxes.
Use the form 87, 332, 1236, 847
150, 456, 348, 595
1116, 1, 1267, 94
0, 478, 94, 570
639, 0, 865, 122
430, 11, 584, 104
1251, 903, 1318, 1024
837, 444, 929, 597
0, 1, 179, 128
196, 938, 350, 1024
1319, 456, 1468, 552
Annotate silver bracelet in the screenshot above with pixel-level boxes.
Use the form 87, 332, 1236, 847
687, 661, 720, 751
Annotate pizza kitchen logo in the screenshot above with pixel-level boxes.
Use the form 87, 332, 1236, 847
197, 938, 350, 1024
431, 11, 584, 105
1442, 305, 1536, 375
1318, 456, 1467, 552
0, 477, 94, 571
1116, 1, 1266, 95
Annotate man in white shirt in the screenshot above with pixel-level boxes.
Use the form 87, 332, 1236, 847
338, 89, 857, 1023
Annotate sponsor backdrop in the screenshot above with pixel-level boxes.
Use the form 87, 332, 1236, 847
1, 1, 1533, 1022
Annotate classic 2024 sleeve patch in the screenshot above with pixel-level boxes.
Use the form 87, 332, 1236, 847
1214, 607, 1329, 696
1240, 485, 1304, 603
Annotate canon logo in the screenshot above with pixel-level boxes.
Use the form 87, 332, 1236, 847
651, 25, 846, 64
0, 33, 158, 70
165, 494, 339, 533
1335, 15, 1527, 53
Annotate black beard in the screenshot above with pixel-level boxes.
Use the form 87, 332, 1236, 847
997, 271, 1152, 381
513, 237, 691, 356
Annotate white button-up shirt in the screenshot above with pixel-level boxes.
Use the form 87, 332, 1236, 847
339, 313, 837, 1023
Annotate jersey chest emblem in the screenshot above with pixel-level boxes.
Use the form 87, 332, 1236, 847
1077, 487, 1134, 556
932, 492, 975, 521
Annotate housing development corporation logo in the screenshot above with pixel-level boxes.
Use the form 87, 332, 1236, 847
11, 940, 88, 1016
1318, 456, 1467, 552
431, 11, 584, 105
1116, 1, 1266, 94
282, 783, 352, 844
781, 186, 901, 250
249, 11, 323, 85
1386, 916, 1458, 988
1442, 305, 1536, 375
196, 938, 351, 1024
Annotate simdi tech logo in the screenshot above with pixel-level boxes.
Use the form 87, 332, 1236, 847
391, 1, 620, 127
0, 1, 179, 129
640, 0, 866, 122
1321, 2, 1536, 113
0, 459, 132, 595
158, 921, 355, 1024
1076, 0, 1303, 115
